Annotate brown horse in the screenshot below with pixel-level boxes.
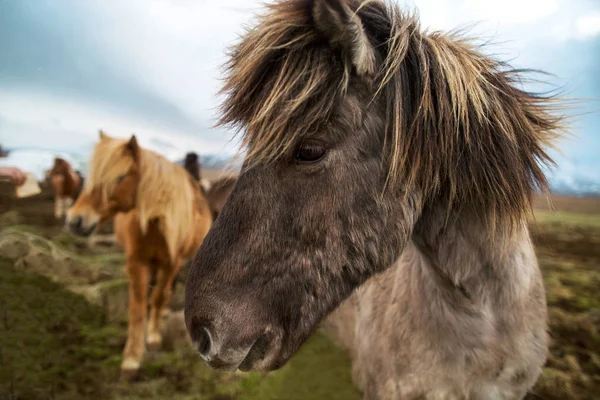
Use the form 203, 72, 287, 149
49, 157, 82, 219
205, 176, 237, 220
67, 130, 213, 380
184, 0, 566, 398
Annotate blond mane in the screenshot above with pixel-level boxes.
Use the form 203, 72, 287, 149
86, 134, 197, 261
218, 0, 568, 231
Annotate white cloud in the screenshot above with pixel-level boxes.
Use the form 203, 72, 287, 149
461, 0, 559, 25
57, 0, 599, 131
69, 0, 263, 127
576, 12, 600, 40
0, 89, 239, 160
2, 0, 598, 179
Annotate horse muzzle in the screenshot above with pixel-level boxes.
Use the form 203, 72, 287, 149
65, 213, 97, 237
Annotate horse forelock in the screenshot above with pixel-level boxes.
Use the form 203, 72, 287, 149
219, 0, 567, 232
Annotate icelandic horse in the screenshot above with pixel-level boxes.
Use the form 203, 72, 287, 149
67, 130, 213, 380
184, 0, 567, 399
48, 157, 82, 219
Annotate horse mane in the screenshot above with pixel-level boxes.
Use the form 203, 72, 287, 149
218, 0, 566, 230
86, 135, 197, 260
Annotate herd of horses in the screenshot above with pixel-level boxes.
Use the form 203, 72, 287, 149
34, 0, 572, 398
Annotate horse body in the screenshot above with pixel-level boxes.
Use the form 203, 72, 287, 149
49, 157, 82, 219
67, 131, 212, 379
184, 1, 565, 398
324, 211, 547, 399
205, 176, 237, 220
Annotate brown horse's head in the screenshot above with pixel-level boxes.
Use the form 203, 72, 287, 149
49, 157, 74, 196
185, 0, 563, 372
66, 131, 139, 236
49, 157, 69, 177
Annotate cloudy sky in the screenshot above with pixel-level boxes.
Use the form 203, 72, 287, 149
0, 0, 598, 186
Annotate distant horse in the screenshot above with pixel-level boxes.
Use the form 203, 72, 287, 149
49, 157, 82, 219
205, 176, 237, 220
183, 152, 201, 182
67, 131, 213, 380
184, 1, 566, 399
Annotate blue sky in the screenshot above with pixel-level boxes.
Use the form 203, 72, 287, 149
0, 0, 598, 190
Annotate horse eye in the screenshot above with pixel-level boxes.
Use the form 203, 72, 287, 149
116, 174, 127, 183
296, 142, 326, 163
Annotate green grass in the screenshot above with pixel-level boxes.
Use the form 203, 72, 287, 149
530, 211, 600, 400
532, 210, 600, 229
0, 253, 360, 400
2, 204, 599, 400
0, 256, 119, 400
229, 333, 359, 400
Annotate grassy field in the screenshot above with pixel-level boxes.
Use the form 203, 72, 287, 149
0, 183, 599, 399
527, 202, 600, 399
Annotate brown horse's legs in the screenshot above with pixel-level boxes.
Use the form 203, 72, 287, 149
54, 196, 63, 219
147, 259, 180, 351
121, 258, 150, 380
63, 197, 73, 217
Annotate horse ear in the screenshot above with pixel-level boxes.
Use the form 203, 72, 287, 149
99, 129, 109, 140
312, 0, 376, 76
127, 135, 140, 160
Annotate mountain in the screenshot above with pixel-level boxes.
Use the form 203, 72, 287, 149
0, 147, 597, 197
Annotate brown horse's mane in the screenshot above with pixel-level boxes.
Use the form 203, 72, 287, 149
86, 134, 198, 260
218, 0, 566, 230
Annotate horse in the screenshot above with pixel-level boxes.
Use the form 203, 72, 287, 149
67, 130, 213, 380
205, 176, 237, 220
48, 157, 82, 219
184, 0, 567, 398
183, 152, 202, 182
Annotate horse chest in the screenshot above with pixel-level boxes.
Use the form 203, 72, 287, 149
351, 258, 512, 399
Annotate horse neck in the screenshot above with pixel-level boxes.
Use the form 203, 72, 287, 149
62, 167, 77, 190
409, 203, 537, 303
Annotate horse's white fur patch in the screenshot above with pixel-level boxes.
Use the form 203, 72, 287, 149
121, 358, 140, 371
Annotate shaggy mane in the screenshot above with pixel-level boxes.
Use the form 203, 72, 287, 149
218, 0, 566, 229
86, 134, 197, 260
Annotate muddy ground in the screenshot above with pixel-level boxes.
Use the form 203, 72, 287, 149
0, 181, 598, 400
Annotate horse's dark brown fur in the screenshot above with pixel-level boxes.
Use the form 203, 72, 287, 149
185, 1, 566, 398
205, 176, 237, 219
184, 152, 202, 182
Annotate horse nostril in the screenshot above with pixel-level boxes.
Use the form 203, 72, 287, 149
196, 326, 213, 358
68, 216, 83, 233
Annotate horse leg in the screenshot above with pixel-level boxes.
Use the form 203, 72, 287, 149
54, 196, 62, 219
147, 259, 180, 351
120, 257, 150, 381
63, 197, 73, 217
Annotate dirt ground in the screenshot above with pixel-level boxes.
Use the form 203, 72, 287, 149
0, 181, 598, 399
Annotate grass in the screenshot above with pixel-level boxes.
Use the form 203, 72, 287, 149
0, 256, 118, 400
529, 210, 600, 400
1, 189, 599, 399
531, 210, 600, 230
0, 255, 360, 400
